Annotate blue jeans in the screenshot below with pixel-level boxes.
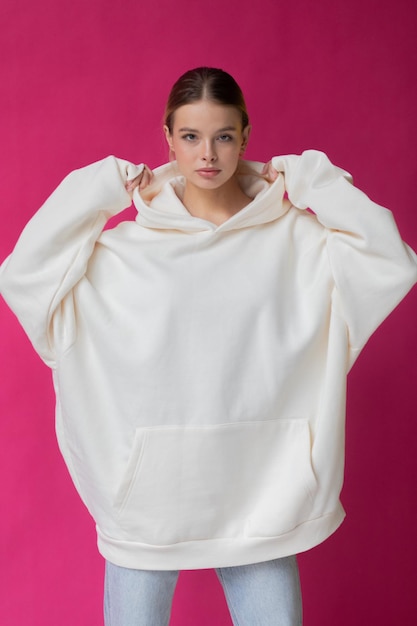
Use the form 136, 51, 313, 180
104, 556, 302, 625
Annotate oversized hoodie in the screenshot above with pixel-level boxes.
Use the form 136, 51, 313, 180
1, 150, 416, 570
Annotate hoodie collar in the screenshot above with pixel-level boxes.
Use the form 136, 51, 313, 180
133, 160, 290, 233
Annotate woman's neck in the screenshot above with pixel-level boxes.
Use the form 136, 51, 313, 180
181, 177, 252, 226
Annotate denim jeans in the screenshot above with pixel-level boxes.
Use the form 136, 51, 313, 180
104, 556, 302, 626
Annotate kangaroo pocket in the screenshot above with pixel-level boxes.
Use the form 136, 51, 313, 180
114, 419, 317, 545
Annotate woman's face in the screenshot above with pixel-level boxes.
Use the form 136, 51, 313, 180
164, 100, 250, 192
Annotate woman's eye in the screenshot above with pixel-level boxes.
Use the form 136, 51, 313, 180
217, 134, 233, 142
182, 134, 197, 141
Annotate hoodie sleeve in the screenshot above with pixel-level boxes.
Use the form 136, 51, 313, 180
0, 156, 144, 366
272, 150, 417, 358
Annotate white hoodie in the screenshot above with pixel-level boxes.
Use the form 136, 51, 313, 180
1, 150, 416, 570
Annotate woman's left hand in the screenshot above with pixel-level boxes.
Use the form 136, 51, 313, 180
262, 161, 279, 183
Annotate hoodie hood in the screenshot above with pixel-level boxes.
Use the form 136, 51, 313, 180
133, 160, 291, 233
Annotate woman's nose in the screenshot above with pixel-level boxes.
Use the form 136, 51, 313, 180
201, 141, 217, 162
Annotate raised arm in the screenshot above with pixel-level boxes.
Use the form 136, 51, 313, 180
269, 150, 417, 358
0, 156, 147, 365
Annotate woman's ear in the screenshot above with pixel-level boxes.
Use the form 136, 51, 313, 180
240, 125, 252, 155
163, 125, 174, 152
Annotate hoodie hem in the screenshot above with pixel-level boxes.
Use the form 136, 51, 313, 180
96, 503, 345, 570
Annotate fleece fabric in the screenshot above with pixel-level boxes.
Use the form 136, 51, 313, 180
1, 150, 416, 570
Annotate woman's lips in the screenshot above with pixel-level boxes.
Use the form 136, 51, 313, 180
196, 168, 221, 178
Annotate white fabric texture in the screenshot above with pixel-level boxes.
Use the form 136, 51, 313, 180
1, 151, 416, 569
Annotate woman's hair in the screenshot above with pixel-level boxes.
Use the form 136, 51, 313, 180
164, 67, 249, 133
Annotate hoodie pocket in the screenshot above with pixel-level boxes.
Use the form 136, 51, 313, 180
115, 419, 317, 545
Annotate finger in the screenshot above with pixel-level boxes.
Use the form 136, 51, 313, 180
138, 166, 154, 190
125, 180, 136, 192
263, 162, 279, 182
268, 166, 279, 182
261, 161, 270, 176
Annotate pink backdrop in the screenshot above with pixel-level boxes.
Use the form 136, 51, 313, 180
1, 0, 416, 624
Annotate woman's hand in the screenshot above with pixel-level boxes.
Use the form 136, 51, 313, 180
125, 164, 154, 194
261, 161, 279, 183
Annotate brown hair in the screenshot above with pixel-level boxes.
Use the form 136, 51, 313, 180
164, 67, 249, 133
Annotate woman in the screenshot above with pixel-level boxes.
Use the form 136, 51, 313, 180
1, 67, 416, 625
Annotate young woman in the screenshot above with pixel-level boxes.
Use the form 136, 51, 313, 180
1, 67, 416, 626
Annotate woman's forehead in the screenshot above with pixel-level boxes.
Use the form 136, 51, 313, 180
171, 100, 242, 131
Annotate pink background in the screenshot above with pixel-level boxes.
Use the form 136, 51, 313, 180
1, 0, 416, 624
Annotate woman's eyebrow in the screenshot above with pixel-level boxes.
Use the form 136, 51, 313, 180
178, 126, 238, 133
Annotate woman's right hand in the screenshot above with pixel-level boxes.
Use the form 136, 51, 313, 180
125, 164, 154, 195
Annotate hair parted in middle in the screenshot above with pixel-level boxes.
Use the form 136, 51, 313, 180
164, 67, 249, 133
